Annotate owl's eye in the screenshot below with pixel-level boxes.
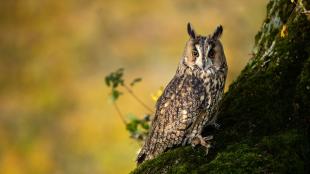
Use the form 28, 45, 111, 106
208, 48, 215, 58
192, 49, 199, 57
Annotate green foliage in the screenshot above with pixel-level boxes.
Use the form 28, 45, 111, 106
105, 68, 143, 101
105, 68, 150, 141
105, 68, 124, 88
111, 88, 122, 101
126, 114, 150, 140
105, 68, 124, 101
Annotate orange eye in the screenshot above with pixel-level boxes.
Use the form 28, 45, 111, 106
208, 49, 215, 58
192, 49, 199, 57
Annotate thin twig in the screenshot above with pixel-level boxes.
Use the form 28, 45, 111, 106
113, 102, 127, 125
123, 84, 154, 113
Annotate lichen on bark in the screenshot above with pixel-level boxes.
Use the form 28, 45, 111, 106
131, 0, 310, 173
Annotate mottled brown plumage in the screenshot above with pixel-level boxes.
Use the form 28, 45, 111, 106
137, 23, 228, 164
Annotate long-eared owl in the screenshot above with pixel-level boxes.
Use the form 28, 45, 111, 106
137, 23, 228, 164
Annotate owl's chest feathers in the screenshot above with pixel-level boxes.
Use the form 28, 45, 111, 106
177, 67, 226, 100
199, 67, 226, 100
207, 67, 227, 109
156, 66, 226, 120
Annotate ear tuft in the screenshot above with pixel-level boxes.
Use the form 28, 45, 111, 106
212, 25, 223, 40
187, 22, 196, 39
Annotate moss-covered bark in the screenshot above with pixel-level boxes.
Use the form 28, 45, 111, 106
131, 0, 310, 173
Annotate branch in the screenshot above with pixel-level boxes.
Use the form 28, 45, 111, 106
123, 84, 154, 113
113, 102, 127, 125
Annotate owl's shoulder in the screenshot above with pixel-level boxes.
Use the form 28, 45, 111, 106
155, 73, 205, 113
155, 75, 181, 109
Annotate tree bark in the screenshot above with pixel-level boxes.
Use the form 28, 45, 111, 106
131, 0, 310, 173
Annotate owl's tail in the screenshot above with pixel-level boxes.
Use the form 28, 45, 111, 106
136, 119, 166, 164
136, 132, 155, 165
136, 149, 146, 165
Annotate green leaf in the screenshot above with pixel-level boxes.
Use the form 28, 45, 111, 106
126, 114, 150, 133
130, 78, 142, 86
111, 89, 122, 101
126, 123, 137, 133
126, 120, 139, 133
105, 76, 111, 86
105, 68, 126, 90
140, 122, 149, 130
143, 114, 151, 121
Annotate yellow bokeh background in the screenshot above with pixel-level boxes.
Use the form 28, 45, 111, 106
0, 0, 267, 173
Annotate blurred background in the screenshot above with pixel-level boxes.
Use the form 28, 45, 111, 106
0, 0, 267, 173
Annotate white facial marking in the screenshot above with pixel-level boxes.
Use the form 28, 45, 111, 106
206, 45, 213, 68
206, 45, 211, 58
195, 45, 203, 68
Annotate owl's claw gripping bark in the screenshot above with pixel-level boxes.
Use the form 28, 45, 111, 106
191, 135, 213, 154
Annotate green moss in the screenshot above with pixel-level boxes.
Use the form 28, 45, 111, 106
294, 56, 310, 172
131, 146, 206, 174
199, 130, 307, 174
199, 144, 275, 174
259, 130, 307, 173
132, 130, 308, 173
295, 56, 310, 124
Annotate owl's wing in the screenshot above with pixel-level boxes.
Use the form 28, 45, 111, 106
137, 73, 207, 164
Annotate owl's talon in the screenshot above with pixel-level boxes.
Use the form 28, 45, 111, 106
183, 137, 190, 146
203, 135, 213, 141
191, 135, 212, 155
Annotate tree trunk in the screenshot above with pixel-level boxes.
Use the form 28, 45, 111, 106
131, 0, 310, 173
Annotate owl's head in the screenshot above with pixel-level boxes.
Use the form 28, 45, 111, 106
181, 23, 227, 71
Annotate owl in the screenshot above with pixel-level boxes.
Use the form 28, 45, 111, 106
137, 23, 228, 164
